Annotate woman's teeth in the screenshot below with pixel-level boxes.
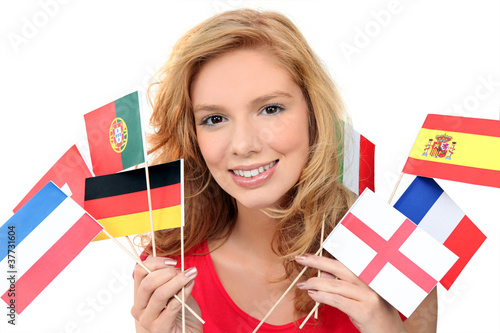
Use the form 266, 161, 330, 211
233, 161, 276, 178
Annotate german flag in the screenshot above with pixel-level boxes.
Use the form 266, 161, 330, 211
84, 160, 183, 241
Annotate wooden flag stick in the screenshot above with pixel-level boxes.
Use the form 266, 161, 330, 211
387, 172, 404, 204
181, 225, 186, 333
299, 302, 321, 329
300, 286, 322, 329
298, 217, 325, 328
252, 247, 322, 333
179, 159, 186, 333
144, 163, 157, 257
314, 219, 326, 320
136, 91, 156, 257
125, 236, 140, 261
100, 229, 205, 324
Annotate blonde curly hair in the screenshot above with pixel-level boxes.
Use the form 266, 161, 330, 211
144, 8, 355, 317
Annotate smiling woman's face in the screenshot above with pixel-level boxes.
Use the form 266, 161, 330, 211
191, 48, 310, 210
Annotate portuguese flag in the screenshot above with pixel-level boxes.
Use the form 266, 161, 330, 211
84, 160, 184, 241
84, 91, 145, 176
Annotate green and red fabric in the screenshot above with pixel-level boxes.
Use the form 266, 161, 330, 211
84, 91, 145, 176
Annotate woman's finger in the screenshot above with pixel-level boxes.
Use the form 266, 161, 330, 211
160, 278, 197, 325
306, 288, 366, 319
319, 271, 338, 280
148, 267, 198, 314
297, 276, 363, 301
133, 258, 178, 311
295, 254, 363, 285
142, 276, 197, 332
301, 273, 404, 333
136, 267, 198, 329
133, 256, 178, 291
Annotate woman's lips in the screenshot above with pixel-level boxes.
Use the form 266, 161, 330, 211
230, 160, 277, 178
229, 160, 278, 188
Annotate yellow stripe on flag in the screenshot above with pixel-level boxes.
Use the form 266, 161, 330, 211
409, 128, 500, 171
93, 205, 182, 241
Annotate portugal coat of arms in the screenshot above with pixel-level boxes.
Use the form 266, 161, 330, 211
109, 118, 129, 153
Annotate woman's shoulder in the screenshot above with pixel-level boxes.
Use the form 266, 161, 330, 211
181, 240, 210, 266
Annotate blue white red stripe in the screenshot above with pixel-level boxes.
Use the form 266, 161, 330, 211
0, 182, 103, 314
393, 176, 486, 289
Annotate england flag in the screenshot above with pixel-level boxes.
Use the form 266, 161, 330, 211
323, 189, 458, 317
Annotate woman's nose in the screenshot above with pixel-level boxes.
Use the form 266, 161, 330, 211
229, 120, 263, 157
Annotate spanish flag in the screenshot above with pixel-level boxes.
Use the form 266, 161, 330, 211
84, 160, 183, 241
403, 114, 500, 188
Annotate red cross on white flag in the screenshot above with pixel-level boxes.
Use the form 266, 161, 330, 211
323, 189, 458, 317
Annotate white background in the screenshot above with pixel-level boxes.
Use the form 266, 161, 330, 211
0, 0, 499, 332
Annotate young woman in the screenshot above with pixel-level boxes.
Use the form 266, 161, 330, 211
132, 9, 437, 333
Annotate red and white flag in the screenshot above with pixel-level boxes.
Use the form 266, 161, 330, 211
323, 189, 458, 317
13, 145, 92, 212
342, 124, 375, 195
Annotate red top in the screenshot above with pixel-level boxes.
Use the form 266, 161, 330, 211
178, 241, 360, 333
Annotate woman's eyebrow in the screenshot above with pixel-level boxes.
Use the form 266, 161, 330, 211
193, 104, 223, 114
193, 91, 293, 114
248, 91, 293, 108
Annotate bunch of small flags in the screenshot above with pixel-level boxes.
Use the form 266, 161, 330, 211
0, 87, 497, 324
322, 114, 498, 317
0, 91, 184, 315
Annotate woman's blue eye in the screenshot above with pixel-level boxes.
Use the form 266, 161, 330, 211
201, 115, 225, 126
261, 104, 284, 115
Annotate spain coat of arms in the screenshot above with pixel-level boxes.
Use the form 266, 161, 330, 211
422, 134, 457, 160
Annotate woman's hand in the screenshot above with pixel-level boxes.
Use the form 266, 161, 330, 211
131, 256, 202, 333
295, 254, 407, 333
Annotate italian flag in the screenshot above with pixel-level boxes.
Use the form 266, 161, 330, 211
84, 91, 145, 176
342, 124, 375, 195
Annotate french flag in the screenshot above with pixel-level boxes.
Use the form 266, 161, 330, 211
323, 189, 458, 317
394, 176, 487, 290
0, 182, 103, 314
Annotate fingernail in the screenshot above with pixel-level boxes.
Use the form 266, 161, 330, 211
295, 254, 308, 262
297, 282, 306, 289
308, 290, 317, 295
185, 279, 195, 288
185, 267, 197, 278
164, 258, 177, 266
